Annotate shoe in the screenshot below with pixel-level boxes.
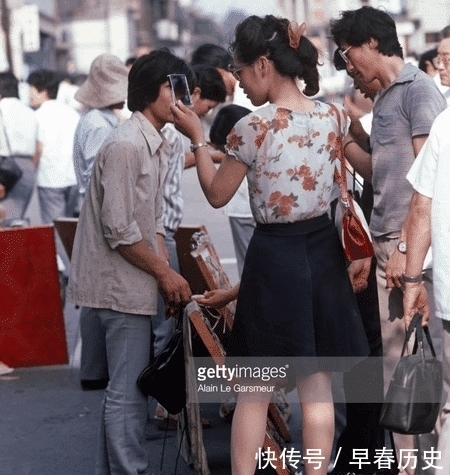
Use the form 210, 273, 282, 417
0, 361, 14, 376
80, 378, 109, 390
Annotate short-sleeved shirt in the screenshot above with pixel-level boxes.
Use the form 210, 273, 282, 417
0, 97, 38, 157
225, 102, 346, 224
35, 99, 80, 188
407, 107, 450, 320
67, 112, 170, 315
369, 63, 447, 236
73, 108, 120, 195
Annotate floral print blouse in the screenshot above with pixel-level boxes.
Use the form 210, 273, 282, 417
225, 101, 347, 224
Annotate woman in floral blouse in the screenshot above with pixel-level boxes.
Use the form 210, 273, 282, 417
172, 15, 369, 475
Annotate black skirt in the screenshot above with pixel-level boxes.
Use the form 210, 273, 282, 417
227, 214, 370, 367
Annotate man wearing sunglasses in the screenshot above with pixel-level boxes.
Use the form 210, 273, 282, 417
330, 6, 447, 475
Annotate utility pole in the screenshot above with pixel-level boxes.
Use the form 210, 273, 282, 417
1, 0, 12, 70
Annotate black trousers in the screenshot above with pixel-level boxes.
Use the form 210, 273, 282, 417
333, 258, 387, 474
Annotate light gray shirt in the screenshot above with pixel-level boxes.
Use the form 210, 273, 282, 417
73, 108, 119, 195
67, 112, 170, 315
370, 63, 446, 236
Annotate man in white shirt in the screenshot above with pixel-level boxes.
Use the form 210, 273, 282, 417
27, 69, 80, 279
0, 72, 39, 219
27, 69, 80, 225
403, 106, 450, 473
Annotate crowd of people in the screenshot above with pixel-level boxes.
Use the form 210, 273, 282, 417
2, 5, 450, 475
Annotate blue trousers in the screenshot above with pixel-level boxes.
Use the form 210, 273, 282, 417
95, 308, 154, 475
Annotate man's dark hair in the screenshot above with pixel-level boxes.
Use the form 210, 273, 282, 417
210, 104, 251, 147
128, 50, 195, 112
0, 71, 19, 98
192, 64, 226, 103
418, 48, 438, 73
125, 56, 137, 68
191, 44, 232, 70
330, 6, 403, 59
27, 69, 61, 99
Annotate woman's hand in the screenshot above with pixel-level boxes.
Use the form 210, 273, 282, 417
170, 100, 204, 143
192, 284, 240, 310
347, 257, 371, 293
192, 289, 236, 310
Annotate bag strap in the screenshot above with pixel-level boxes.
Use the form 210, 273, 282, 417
423, 324, 437, 357
329, 103, 352, 213
0, 108, 12, 156
402, 313, 437, 357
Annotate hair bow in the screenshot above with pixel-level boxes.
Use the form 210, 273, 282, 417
288, 21, 306, 50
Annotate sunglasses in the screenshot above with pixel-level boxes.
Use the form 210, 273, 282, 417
338, 45, 353, 64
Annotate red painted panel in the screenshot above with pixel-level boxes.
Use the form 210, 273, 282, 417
0, 226, 68, 367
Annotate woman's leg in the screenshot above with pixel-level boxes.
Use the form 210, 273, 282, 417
297, 372, 334, 475
230, 390, 272, 475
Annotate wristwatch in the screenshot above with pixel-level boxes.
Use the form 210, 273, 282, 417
397, 240, 407, 254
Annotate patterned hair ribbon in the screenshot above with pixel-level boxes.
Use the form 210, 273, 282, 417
288, 21, 306, 50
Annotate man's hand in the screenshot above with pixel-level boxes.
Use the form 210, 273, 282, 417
158, 266, 192, 317
116, 240, 191, 318
347, 257, 372, 293
0, 183, 6, 200
403, 282, 430, 327
385, 248, 405, 288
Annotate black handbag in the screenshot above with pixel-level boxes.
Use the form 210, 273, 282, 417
0, 155, 23, 194
137, 317, 186, 415
379, 313, 442, 434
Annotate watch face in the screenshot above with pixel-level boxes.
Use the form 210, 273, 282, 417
398, 241, 407, 253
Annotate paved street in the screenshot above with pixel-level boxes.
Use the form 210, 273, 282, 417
0, 168, 247, 475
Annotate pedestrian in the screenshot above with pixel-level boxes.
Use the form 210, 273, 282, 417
431, 35, 450, 105
27, 69, 80, 279
72, 53, 129, 391
27, 69, 80, 224
173, 15, 369, 475
417, 48, 447, 94
402, 105, 450, 474
0, 71, 39, 220
330, 6, 447, 474
329, 50, 386, 475
190, 44, 257, 276
208, 104, 254, 275
153, 62, 226, 425
66, 50, 192, 475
